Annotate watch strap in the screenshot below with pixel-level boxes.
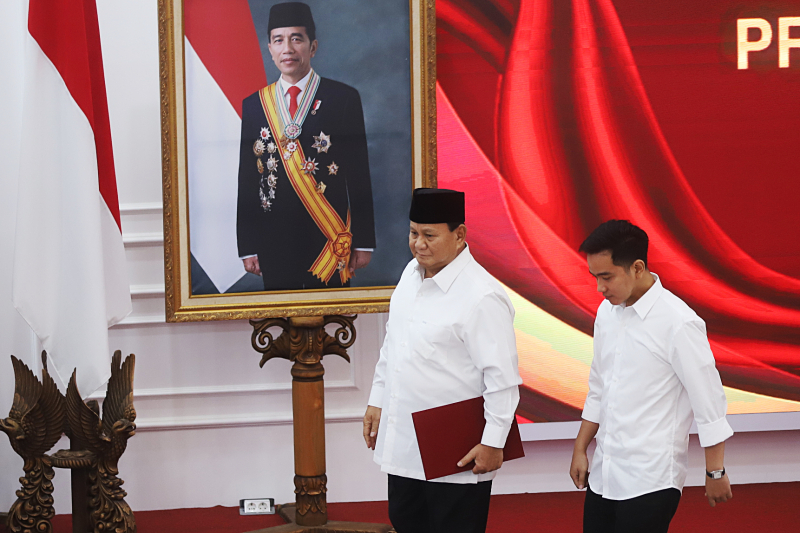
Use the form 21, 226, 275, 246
706, 468, 726, 479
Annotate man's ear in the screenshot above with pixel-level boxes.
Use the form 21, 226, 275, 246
456, 224, 467, 244
633, 259, 646, 278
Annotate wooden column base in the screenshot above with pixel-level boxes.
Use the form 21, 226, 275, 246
244, 503, 394, 533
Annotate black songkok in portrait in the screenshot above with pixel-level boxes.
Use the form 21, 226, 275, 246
409, 188, 466, 225
268, 2, 316, 37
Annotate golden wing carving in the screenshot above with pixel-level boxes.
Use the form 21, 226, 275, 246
34, 352, 66, 455
8, 355, 42, 422
102, 351, 136, 428
65, 370, 108, 455
2, 353, 65, 458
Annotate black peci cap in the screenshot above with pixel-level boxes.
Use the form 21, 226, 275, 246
409, 188, 465, 225
268, 2, 316, 39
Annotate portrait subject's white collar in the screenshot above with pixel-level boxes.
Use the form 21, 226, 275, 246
279, 69, 313, 96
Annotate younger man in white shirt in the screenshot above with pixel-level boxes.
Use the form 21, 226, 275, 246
570, 220, 733, 533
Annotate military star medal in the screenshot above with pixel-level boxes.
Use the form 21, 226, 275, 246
260, 127, 271, 141
267, 142, 277, 154
253, 139, 266, 157
287, 141, 298, 153
312, 132, 331, 153
303, 157, 319, 175
266, 156, 278, 172
327, 162, 339, 175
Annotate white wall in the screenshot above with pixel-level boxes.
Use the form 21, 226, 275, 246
1, 0, 799, 515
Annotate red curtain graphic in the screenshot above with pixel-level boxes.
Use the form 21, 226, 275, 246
437, 0, 800, 419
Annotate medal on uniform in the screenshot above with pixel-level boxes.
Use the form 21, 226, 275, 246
267, 141, 277, 154
303, 157, 319, 175
327, 162, 339, 175
284, 122, 301, 139
312, 131, 331, 153
255, 130, 273, 208
316, 181, 326, 194
253, 139, 266, 156
311, 99, 322, 115
276, 70, 320, 143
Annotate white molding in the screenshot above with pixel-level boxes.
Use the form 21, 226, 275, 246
119, 201, 163, 215
130, 284, 166, 297
122, 231, 164, 246
87, 379, 357, 401
134, 410, 364, 432
113, 314, 166, 326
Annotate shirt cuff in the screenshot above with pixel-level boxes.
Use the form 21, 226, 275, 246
367, 385, 385, 408
697, 416, 734, 448
354, 248, 374, 252
240, 254, 257, 260
582, 402, 601, 424
481, 422, 511, 449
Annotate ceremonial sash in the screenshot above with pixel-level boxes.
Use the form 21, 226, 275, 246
259, 76, 353, 285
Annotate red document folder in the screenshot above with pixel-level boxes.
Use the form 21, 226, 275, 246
412, 396, 525, 480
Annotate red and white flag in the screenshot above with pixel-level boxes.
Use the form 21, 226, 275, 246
184, 0, 267, 293
12, 0, 131, 397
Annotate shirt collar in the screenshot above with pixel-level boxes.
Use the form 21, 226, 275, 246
414, 243, 473, 293
279, 69, 313, 96
628, 272, 663, 319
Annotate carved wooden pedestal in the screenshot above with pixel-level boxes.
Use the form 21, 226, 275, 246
247, 316, 393, 533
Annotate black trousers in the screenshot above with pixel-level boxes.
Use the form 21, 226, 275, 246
584, 486, 681, 533
388, 474, 492, 533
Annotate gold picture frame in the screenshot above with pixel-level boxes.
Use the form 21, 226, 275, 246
158, 0, 436, 322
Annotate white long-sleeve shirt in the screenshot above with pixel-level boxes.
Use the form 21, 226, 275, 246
368, 245, 521, 483
583, 273, 734, 500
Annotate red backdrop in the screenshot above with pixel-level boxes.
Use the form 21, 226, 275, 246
437, 0, 800, 419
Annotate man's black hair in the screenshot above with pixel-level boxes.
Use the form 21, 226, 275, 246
447, 221, 462, 232
579, 220, 648, 269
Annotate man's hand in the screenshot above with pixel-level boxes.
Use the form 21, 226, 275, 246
570, 419, 598, 490
348, 250, 372, 274
570, 450, 590, 489
457, 444, 504, 474
243, 256, 261, 276
705, 474, 732, 507
363, 406, 381, 450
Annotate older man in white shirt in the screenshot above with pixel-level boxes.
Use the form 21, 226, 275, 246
570, 219, 734, 533
363, 188, 521, 533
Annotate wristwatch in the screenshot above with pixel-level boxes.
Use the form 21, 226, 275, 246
706, 468, 725, 480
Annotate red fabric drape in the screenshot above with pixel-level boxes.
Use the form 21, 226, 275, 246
437, 0, 800, 403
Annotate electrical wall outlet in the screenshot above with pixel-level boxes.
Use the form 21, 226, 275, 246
239, 498, 275, 515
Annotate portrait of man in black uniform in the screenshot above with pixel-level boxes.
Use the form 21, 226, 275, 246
236, 2, 376, 291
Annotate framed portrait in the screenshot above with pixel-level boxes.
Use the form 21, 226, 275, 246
159, 0, 436, 321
